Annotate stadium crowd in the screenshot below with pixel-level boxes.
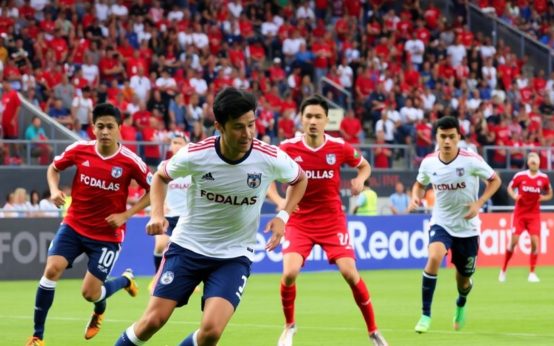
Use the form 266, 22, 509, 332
0, 0, 553, 171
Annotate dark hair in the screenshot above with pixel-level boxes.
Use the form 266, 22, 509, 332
300, 94, 329, 116
213, 87, 257, 125
93, 103, 122, 124
433, 115, 460, 135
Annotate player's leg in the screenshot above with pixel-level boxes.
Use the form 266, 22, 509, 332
279, 225, 312, 343
527, 217, 541, 282
181, 256, 252, 346
415, 225, 451, 333
82, 241, 136, 339
451, 235, 478, 331
116, 296, 178, 345
116, 243, 201, 345
500, 216, 524, 281
335, 257, 387, 346
29, 224, 81, 343
153, 234, 169, 273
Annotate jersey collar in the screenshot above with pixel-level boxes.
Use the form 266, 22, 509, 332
215, 137, 252, 165
94, 142, 122, 160
438, 148, 459, 165
302, 134, 327, 152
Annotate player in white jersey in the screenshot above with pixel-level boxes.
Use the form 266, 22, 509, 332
151, 132, 191, 276
408, 116, 501, 333
114, 87, 307, 346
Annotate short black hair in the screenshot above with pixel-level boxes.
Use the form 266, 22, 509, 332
300, 94, 329, 116
433, 115, 460, 135
213, 87, 257, 126
93, 103, 122, 125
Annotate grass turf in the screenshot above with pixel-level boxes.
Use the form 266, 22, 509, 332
4, 266, 554, 345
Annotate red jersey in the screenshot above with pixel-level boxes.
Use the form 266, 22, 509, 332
280, 135, 363, 229
53, 141, 152, 243
509, 170, 550, 216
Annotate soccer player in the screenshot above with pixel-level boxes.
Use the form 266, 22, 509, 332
152, 132, 191, 277
114, 87, 308, 346
267, 95, 388, 346
499, 152, 552, 283
409, 116, 501, 333
26, 103, 152, 346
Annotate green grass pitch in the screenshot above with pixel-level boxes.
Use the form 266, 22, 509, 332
3, 267, 553, 345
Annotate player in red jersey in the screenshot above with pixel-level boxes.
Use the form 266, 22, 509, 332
499, 152, 552, 283
26, 103, 152, 346
268, 95, 388, 346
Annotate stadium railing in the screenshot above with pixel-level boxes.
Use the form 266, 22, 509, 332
467, 2, 554, 75
320, 76, 353, 111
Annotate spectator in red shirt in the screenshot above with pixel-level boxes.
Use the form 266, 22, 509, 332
373, 130, 392, 169
120, 114, 138, 154
340, 109, 363, 145
278, 109, 297, 141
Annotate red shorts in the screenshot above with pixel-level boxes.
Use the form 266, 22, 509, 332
282, 224, 355, 265
512, 214, 541, 236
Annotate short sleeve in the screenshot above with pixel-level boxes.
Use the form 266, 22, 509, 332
342, 141, 364, 167
164, 147, 190, 180
53, 142, 80, 171
416, 158, 431, 186
273, 148, 302, 185
471, 154, 496, 181
131, 156, 152, 191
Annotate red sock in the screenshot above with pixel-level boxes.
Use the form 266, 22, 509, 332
530, 252, 538, 272
502, 250, 514, 272
351, 278, 377, 333
280, 282, 296, 325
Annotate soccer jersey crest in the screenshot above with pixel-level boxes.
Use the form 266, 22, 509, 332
247, 173, 262, 188
111, 167, 123, 178
326, 153, 336, 165
456, 167, 464, 177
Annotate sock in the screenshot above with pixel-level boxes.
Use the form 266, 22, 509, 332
530, 252, 538, 273
33, 277, 57, 339
280, 282, 296, 325
502, 249, 514, 272
350, 278, 377, 333
422, 271, 437, 317
105, 275, 131, 298
94, 286, 107, 314
456, 280, 473, 307
115, 324, 145, 346
179, 329, 199, 346
154, 253, 163, 272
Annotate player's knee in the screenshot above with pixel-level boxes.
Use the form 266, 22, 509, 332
141, 311, 169, 332
43, 264, 64, 281
198, 323, 224, 345
81, 287, 100, 302
282, 270, 299, 285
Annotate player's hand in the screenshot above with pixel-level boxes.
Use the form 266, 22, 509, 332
51, 189, 66, 208
146, 216, 168, 235
408, 197, 420, 212
350, 178, 364, 196
263, 218, 285, 251
105, 213, 127, 228
464, 202, 480, 219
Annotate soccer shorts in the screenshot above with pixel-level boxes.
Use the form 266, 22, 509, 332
512, 214, 541, 236
166, 216, 179, 237
282, 225, 355, 265
429, 225, 479, 277
152, 243, 252, 309
48, 223, 121, 281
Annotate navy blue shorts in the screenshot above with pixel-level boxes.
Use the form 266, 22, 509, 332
48, 223, 121, 281
166, 216, 179, 237
429, 225, 479, 277
152, 243, 252, 310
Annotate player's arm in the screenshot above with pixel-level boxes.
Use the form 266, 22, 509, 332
146, 169, 171, 235
351, 158, 371, 196
540, 184, 553, 202
266, 182, 286, 210
47, 163, 66, 208
264, 171, 308, 251
507, 181, 518, 201
465, 174, 502, 219
106, 192, 151, 228
408, 181, 426, 212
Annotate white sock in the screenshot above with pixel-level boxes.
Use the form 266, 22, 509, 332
126, 324, 146, 346
192, 329, 199, 346
39, 276, 57, 289
94, 286, 106, 303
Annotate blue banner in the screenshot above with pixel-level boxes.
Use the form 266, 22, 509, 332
113, 215, 434, 276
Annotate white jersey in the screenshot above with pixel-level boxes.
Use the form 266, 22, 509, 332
157, 160, 191, 217
417, 149, 496, 237
164, 136, 302, 260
